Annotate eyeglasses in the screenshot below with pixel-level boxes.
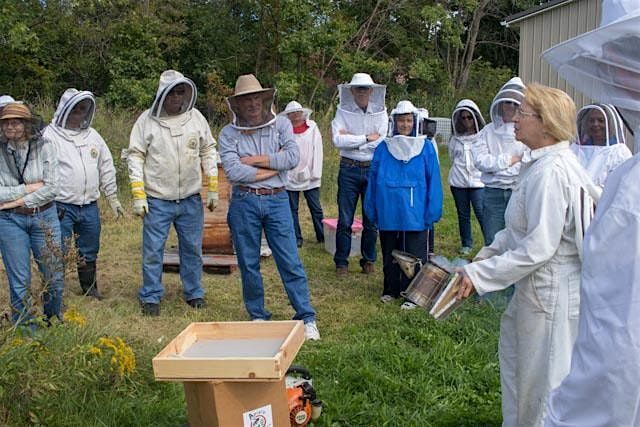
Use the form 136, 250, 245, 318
353, 86, 371, 92
1, 119, 24, 128
503, 101, 518, 106
515, 107, 539, 118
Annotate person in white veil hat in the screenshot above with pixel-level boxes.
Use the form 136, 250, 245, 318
127, 70, 219, 316
279, 100, 325, 248
571, 103, 631, 188
364, 100, 442, 308
543, 1, 640, 425
331, 72, 388, 275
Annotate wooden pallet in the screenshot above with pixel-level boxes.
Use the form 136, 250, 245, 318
163, 248, 238, 275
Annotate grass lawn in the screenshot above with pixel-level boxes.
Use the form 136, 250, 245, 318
0, 112, 502, 426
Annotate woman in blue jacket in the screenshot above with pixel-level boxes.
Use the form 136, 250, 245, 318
365, 100, 443, 308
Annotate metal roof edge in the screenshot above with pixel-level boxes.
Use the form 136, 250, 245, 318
501, 0, 576, 27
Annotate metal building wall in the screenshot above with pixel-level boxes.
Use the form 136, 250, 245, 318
516, 0, 601, 109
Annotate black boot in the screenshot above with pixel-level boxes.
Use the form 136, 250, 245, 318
77, 261, 102, 300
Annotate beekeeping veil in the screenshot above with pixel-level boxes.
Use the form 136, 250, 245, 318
489, 77, 525, 128
542, 0, 640, 150
336, 73, 387, 135
577, 104, 625, 147
226, 74, 276, 130
52, 89, 96, 131
452, 99, 485, 138
386, 100, 425, 162
278, 100, 312, 122
150, 70, 197, 118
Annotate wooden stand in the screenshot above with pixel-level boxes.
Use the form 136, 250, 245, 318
162, 165, 237, 274
153, 321, 305, 427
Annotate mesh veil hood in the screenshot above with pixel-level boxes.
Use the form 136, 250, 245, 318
150, 70, 197, 118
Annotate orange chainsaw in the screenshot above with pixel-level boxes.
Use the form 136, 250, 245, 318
285, 366, 322, 426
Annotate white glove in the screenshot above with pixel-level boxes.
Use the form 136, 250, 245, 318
207, 192, 218, 212
133, 198, 148, 218
107, 194, 125, 218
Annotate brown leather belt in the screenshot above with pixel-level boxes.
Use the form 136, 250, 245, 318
340, 157, 371, 167
236, 186, 285, 196
8, 201, 54, 215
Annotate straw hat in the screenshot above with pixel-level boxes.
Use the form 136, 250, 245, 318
0, 103, 32, 120
230, 74, 274, 98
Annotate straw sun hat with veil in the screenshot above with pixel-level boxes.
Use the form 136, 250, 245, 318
226, 74, 277, 130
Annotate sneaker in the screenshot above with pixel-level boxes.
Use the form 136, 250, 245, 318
361, 262, 375, 274
141, 302, 160, 316
400, 301, 418, 310
380, 295, 395, 304
460, 247, 472, 256
252, 318, 266, 322
304, 321, 321, 341
187, 298, 206, 309
336, 266, 348, 276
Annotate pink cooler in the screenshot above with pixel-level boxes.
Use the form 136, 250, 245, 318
321, 218, 363, 257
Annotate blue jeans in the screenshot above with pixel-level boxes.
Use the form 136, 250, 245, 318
335, 162, 377, 268
0, 205, 64, 325
287, 188, 324, 245
57, 201, 101, 263
228, 189, 316, 323
482, 187, 512, 245
480, 187, 514, 304
139, 194, 204, 304
450, 187, 485, 248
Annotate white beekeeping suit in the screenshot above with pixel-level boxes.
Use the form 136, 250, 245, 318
543, 1, 640, 425
472, 77, 528, 188
331, 73, 388, 161
448, 99, 486, 188
571, 104, 631, 187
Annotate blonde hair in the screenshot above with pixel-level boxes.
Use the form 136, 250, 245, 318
524, 83, 576, 142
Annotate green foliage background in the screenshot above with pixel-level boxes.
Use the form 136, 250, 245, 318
1, 0, 535, 117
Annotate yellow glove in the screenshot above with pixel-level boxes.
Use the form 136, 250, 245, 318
207, 175, 219, 212
131, 181, 148, 218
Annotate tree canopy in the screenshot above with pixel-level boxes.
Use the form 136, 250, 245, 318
0, 0, 537, 118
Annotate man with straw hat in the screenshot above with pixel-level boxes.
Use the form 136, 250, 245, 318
218, 74, 320, 341
127, 70, 218, 316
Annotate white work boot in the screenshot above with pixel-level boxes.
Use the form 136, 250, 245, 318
304, 321, 321, 341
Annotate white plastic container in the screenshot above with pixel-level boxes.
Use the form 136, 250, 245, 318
321, 218, 363, 257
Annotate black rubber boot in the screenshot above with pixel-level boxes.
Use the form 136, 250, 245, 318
77, 261, 102, 300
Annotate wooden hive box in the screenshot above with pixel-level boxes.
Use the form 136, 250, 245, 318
153, 320, 305, 381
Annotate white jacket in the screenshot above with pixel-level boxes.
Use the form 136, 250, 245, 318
43, 89, 118, 205
545, 153, 640, 427
331, 82, 388, 162
464, 142, 601, 427
44, 126, 117, 205
448, 99, 486, 188
127, 108, 218, 200
286, 120, 323, 191
570, 142, 631, 187
472, 122, 526, 189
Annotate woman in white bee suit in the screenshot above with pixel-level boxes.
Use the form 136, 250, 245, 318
448, 99, 486, 256
456, 85, 601, 427
279, 101, 324, 248
543, 1, 640, 425
43, 89, 123, 300
570, 103, 631, 188
364, 100, 442, 306
472, 77, 528, 246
